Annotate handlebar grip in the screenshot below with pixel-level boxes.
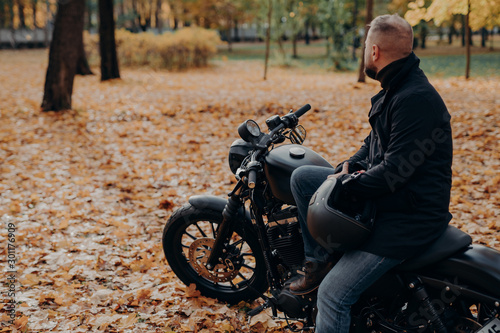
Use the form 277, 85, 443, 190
248, 169, 257, 189
293, 104, 311, 118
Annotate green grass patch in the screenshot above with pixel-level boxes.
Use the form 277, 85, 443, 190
418, 53, 500, 78
216, 40, 499, 78
215, 40, 359, 72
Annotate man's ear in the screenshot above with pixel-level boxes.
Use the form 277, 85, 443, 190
372, 44, 380, 61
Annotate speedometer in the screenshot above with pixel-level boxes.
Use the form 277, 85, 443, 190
238, 120, 261, 142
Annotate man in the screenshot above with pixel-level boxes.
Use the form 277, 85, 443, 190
289, 14, 453, 332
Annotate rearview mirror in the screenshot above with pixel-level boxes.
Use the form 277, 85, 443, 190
290, 125, 306, 144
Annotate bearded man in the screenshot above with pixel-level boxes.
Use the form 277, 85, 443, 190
289, 14, 453, 332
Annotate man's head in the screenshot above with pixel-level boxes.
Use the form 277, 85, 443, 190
364, 14, 414, 79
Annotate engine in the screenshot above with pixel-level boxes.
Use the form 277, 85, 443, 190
266, 207, 318, 322
266, 207, 305, 269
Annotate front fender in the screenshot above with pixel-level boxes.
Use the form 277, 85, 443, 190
188, 195, 253, 228
189, 195, 227, 212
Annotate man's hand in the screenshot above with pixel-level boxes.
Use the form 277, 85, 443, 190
328, 162, 349, 179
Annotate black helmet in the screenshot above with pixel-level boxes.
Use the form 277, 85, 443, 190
307, 178, 372, 252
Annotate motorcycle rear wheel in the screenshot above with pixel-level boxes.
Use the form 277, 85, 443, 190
162, 203, 268, 304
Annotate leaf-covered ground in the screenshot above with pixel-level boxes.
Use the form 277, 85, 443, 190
0, 49, 499, 332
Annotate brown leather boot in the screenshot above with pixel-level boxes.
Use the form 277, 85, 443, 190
289, 261, 333, 295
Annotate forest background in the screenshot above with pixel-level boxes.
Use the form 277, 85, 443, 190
0, 0, 499, 331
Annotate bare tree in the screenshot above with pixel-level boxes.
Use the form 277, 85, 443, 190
41, 0, 85, 111
76, 37, 93, 75
357, 0, 373, 83
465, 1, 471, 79
77, 0, 93, 76
263, 0, 272, 80
98, 0, 120, 81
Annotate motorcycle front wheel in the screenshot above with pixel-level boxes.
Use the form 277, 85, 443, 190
162, 203, 268, 304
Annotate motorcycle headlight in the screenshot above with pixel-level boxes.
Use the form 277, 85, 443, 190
238, 120, 261, 142
228, 139, 253, 174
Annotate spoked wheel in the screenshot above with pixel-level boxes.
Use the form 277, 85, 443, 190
162, 204, 268, 303
448, 297, 497, 333
453, 317, 482, 332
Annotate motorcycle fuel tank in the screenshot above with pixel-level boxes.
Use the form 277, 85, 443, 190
264, 144, 333, 205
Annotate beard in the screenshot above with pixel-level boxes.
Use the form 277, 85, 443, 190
364, 63, 377, 80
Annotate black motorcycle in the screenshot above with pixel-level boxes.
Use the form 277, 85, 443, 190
162, 104, 500, 332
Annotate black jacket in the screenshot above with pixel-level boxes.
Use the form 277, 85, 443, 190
339, 52, 453, 259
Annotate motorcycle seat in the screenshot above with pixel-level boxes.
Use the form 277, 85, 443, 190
397, 225, 472, 271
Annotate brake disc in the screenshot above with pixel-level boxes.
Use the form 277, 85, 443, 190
188, 238, 239, 283
454, 317, 482, 333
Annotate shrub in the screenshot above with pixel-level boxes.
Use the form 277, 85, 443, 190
84, 27, 222, 70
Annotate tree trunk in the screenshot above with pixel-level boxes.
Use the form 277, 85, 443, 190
78, 0, 93, 75
7, 0, 14, 28
0, 7, 3, 29
41, 0, 85, 111
226, 16, 233, 52
7, 0, 16, 48
480, 27, 487, 47
44, 0, 50, 47
461, 15, 466, 47
131, 0, 139, 31
420, 23, 427, 49
227, 29, 233, 52
76, 37, 93, 75
155, 0, 163, 33
117, 0, 125, 29
465, 0, 471, 79
17, 0, 26, 28
448, 25, 454, 45
144, 9, 151, 31
304, 21, 310, 45
357, 0, 373, 83
292, 34, 298, 58
8, 0, 15, 47
233, 19, 239, 42
32, 0, 37, 28
489, 29, 494, 50
263, 0, 272, 80
99, 0, 120, 81
352, 0, 358, 60
86, 0, 92, 31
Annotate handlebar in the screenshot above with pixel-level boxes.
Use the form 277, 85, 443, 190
244, 104, 310, 188
247, 169, 257, 188
262, 104, 311, 147
246, 154, 261, 189
293, 104, 311, 118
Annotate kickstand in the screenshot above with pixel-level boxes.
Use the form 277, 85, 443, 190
247, 297, 278, 323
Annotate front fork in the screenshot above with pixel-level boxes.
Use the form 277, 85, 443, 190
205, 184, 282, 292
206, 187, 243, 270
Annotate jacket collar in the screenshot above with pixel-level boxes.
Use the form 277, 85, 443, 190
378, 52, 420, 91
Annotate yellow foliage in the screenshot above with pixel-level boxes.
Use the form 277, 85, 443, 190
84, 27, 223, 70
405, 0, 500, 29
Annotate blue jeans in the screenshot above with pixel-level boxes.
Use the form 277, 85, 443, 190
290, 166, 402, 332
316, 251, 402, 332
290, 165, 336, 262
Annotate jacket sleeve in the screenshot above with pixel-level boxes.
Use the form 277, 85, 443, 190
340, 94, 444, 198
335, 134, 371, 173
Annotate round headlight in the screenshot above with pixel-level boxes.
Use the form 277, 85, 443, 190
246, 120, 261, 136
238, 120, 261, 142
